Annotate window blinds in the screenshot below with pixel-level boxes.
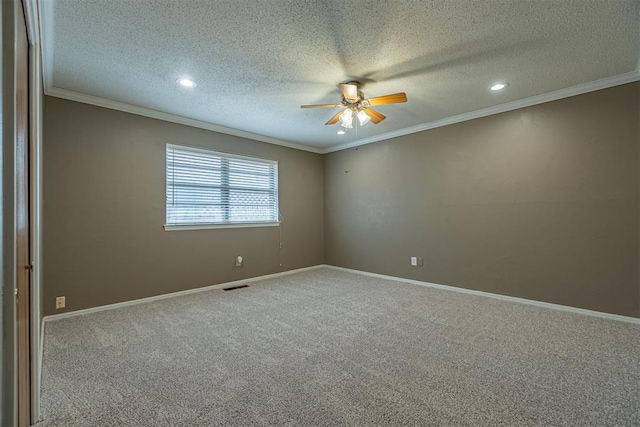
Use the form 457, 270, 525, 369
166, 145, 279, 225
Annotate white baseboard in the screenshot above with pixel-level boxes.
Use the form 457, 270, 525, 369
324, 265, 640, 325
43, 265, 324, 322
42, 264, 640, 325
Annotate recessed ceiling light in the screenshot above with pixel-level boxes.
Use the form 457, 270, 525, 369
177, 78, 196, 88
337, 130, 346, 135
490, 82, 508, 91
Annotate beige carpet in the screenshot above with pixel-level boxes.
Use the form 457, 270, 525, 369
39, 268, 640, 426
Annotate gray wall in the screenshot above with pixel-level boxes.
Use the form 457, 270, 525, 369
45, 82, 640, 319
43, 97, 324, 315
325, 82, 640, 318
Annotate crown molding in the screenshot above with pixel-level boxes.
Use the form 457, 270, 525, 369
45, 69, 640, 156
38, 0, 322, 154
38, 0, 639, 156
45, 87, 324, 154
322, 70, 640, 154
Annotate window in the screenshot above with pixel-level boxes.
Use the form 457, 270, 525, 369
165, 144, 279, 229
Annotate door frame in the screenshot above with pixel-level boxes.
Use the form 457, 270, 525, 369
28, 39, 43, 425
22, 0, 44, 424
1, 0, 43, 425
15, 1, 31, 425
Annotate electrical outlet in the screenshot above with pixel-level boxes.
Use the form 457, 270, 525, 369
55, 296, 65, 309
417, 257, 424, 267
411, 257, 418, 266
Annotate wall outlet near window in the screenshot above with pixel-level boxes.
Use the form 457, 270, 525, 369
55, 296, 66, 309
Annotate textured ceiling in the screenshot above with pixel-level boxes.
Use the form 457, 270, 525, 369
44, 0, 640, 151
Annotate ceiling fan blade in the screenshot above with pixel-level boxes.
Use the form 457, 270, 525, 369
339, 83, 359, 101
325, 110, 343, 125
300, 104, 341, 109
366, 92, 407, 106
364, 108, 386, 124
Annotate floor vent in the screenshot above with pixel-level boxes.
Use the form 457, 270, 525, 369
223, 284, 249, 291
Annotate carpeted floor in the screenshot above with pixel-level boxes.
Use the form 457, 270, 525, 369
39, 268, 640, 426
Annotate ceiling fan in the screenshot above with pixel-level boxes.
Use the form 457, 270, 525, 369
300, 81, 407, 128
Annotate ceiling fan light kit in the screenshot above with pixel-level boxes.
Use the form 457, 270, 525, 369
357, 110, 371, 126
339, 108, 354, 128
301, 81, 407, 130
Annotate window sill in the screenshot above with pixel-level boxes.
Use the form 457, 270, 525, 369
164, 222, 280, 231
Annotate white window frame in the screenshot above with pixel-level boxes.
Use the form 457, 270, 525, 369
164, 144, 280, 231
